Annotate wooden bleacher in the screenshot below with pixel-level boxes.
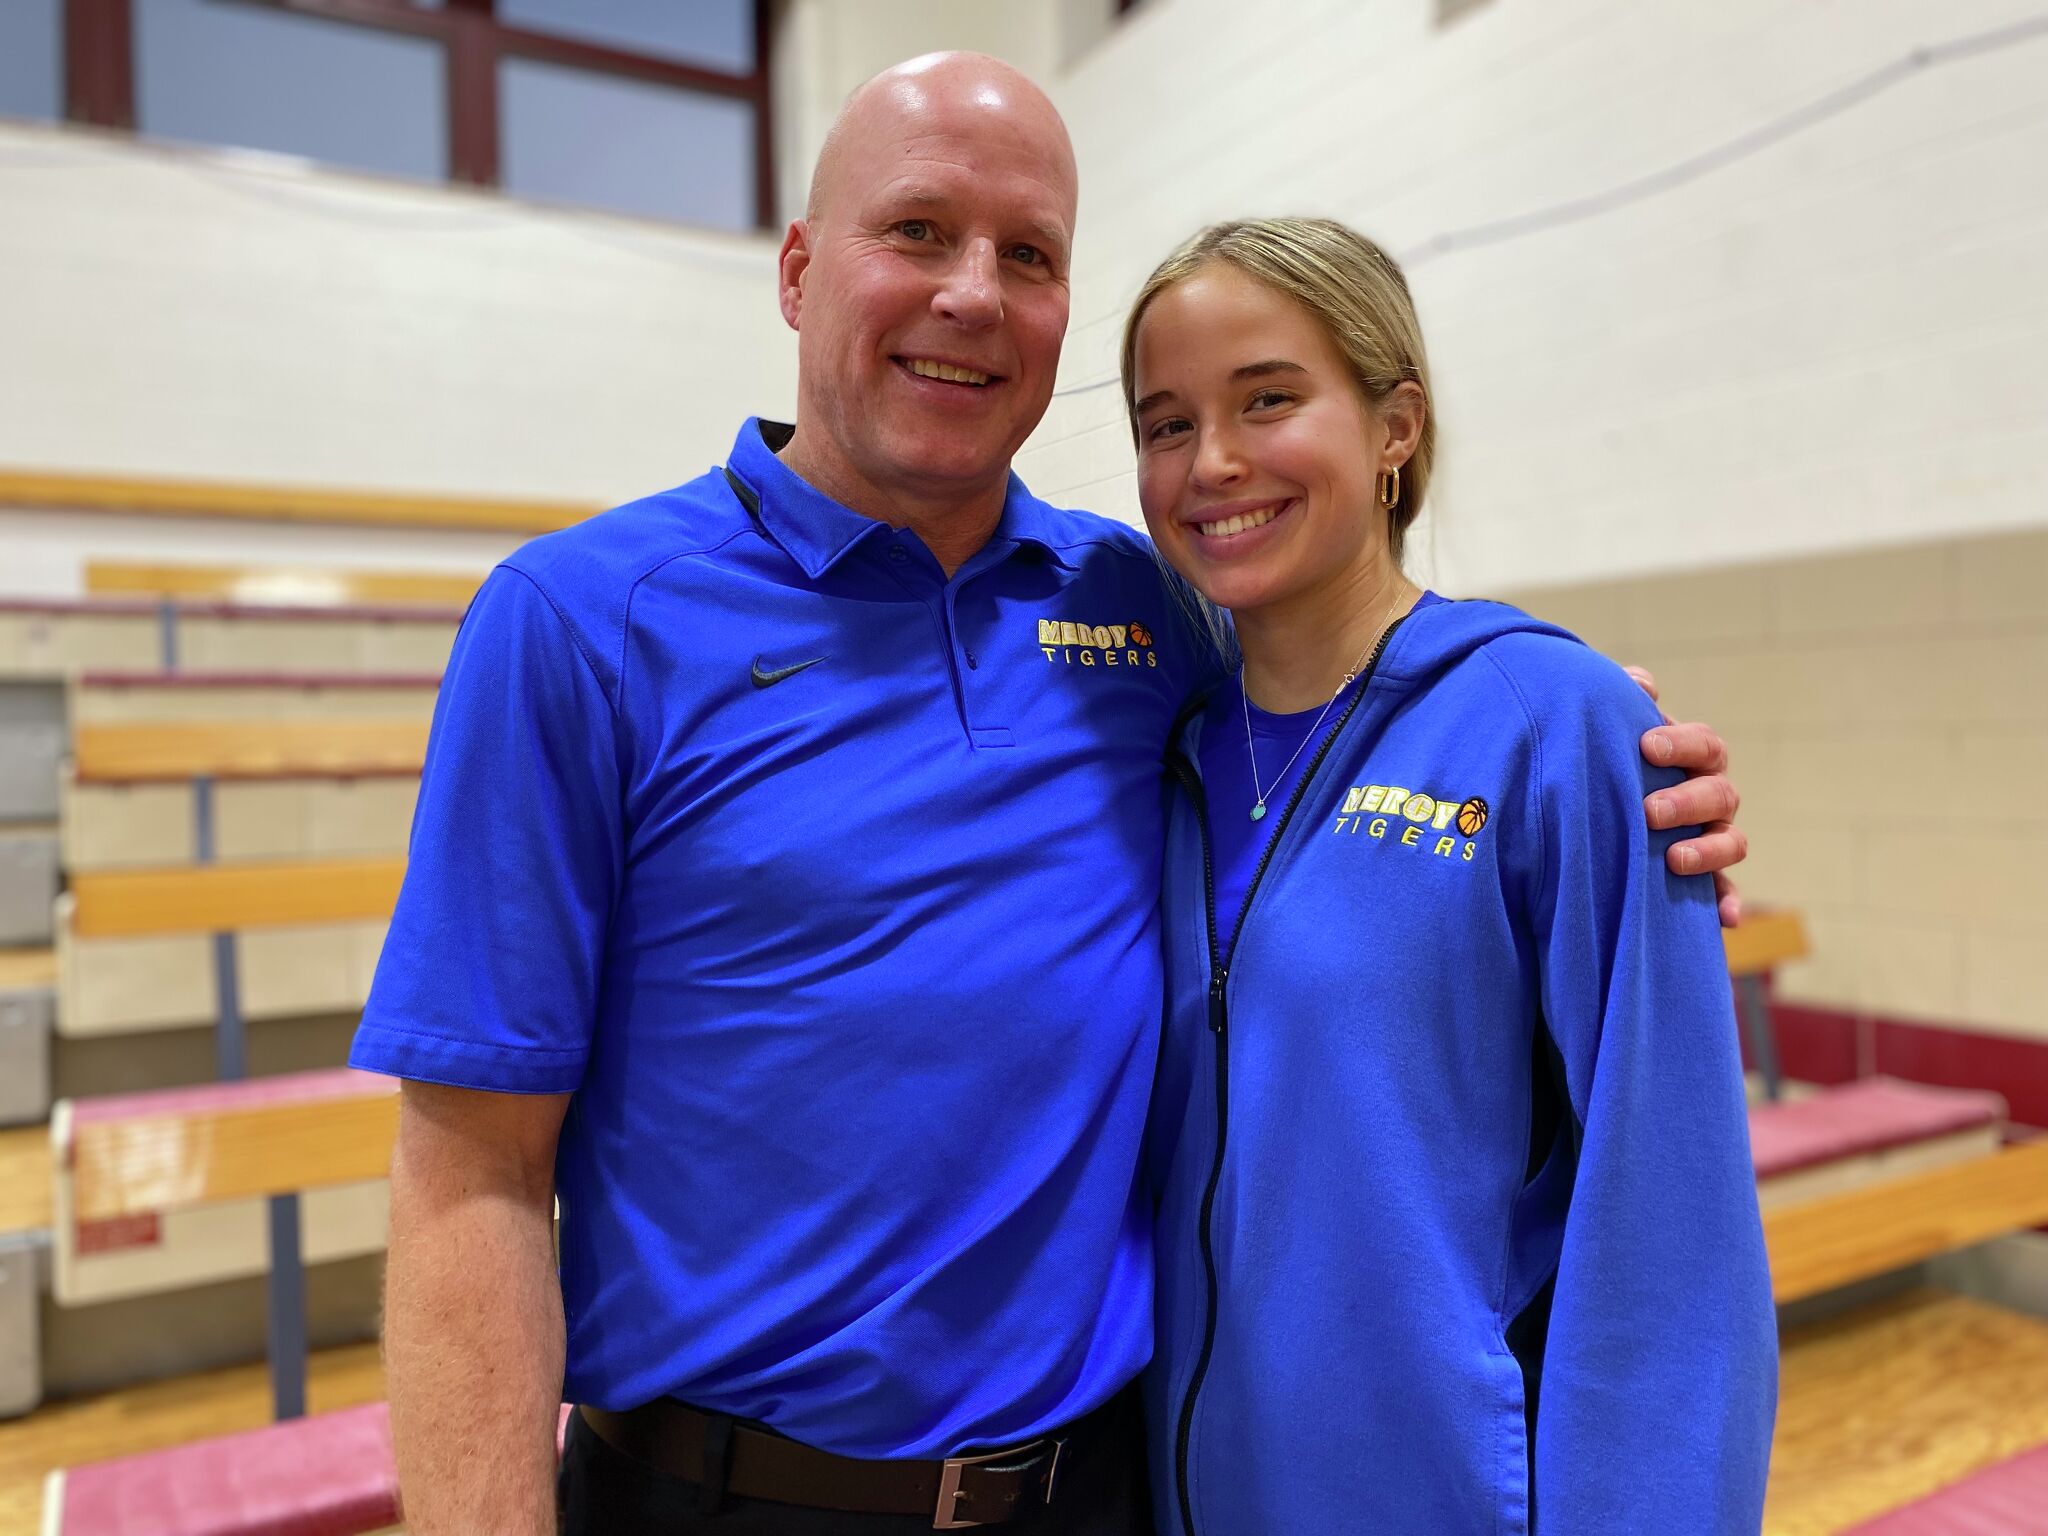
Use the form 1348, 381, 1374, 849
87, 560, 483, 611
57, 714, 418, 1040
0, 1124, 52, 1236
0, 1342, 386, 1534
0, 598, 461, 679
0, 465, 589, 535
1766, 1136, 2048, 1305
0, 949, 55, 994
70, 720, 429, 784
62, 1071, 397, 1226
69, 857, 404, 941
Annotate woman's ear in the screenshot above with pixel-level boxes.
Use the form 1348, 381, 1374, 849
1379, 380, 1427, 471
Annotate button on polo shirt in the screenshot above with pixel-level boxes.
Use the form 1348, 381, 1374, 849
352, 418, 1214, 1458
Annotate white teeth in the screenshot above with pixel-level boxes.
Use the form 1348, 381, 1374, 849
906, 358, 991, 385
1196, 506, 1281, 538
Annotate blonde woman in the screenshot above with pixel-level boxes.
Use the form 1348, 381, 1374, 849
1125, 219, 1775, 1534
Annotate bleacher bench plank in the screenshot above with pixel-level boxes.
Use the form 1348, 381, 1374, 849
1768, 1289, 2048, 1536
1750, 1078, 2006, 1211
41, 1400, 400, 1536
0, 948, 57, 991
68, 857, 405, 939
71, 720, 429, 783
1763, 1136, 2048, 1304
0, 1122, 53, 1232
64, 1070, 398, 1222
0, 465, 591, 535
1724, 908, 1810, 977
87, 561, 484, 611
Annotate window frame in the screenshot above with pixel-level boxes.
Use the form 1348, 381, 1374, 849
61, 0, 776, 229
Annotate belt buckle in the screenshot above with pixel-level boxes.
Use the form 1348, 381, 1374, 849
932, 1438, 1066, 1529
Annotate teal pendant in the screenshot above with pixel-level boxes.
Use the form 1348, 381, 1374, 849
1249, 803, 1267, 821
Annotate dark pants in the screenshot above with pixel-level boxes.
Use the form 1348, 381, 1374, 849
558, 1389, 1152, 1536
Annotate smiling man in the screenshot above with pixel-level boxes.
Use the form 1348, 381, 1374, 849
352, 53, 1745, 1536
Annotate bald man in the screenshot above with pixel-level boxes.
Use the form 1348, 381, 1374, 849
354, 53, 1745, 1535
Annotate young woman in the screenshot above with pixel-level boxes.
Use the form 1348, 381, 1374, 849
1124, 219, 1776, 1534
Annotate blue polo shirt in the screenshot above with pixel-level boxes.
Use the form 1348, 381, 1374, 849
351, 418, 1214, 1458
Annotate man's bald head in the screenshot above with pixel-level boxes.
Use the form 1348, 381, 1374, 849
773, 51, 1078, 555
807, 52, 1077, 229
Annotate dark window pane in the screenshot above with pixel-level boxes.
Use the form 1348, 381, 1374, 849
136, 0, 446, 182
500, 58, 753, 229
500, 0, 753, 75
0, 0, 63, 122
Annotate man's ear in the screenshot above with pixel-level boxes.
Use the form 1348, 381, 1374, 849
778, 220, 811, 332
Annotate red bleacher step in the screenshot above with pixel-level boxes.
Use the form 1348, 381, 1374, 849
1843, 1440, 2048, 1533
44, 1402, 398, 1536
46, 1403, 576, 1535
1749, 1077, 2007, 1180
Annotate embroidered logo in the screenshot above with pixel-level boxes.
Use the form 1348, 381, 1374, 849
751, 654, 826, 688
1333, 784, 1489, 862
1036, 618, 1159, 669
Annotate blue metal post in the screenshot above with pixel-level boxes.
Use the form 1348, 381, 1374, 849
193, 777, 247, 1081
1738, 973, 1784, 1102
267, 1194, 308, 1420
157, 598, 179, 670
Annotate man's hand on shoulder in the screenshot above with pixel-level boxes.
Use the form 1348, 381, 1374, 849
1623, 665, 1746, 929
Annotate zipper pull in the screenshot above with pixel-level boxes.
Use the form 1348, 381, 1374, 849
1208, 969, 1227, 1033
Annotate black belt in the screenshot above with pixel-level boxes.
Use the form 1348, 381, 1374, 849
577, 1398, 1075, 1529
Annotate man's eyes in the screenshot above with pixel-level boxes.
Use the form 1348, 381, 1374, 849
890, 223, 1053, 269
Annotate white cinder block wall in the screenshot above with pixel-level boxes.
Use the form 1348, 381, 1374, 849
1026, 0, 2048, 590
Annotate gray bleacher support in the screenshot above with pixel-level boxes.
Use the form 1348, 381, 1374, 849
0, 829, 59, 947
0, 1230, 44, 1418
0, 986, 51, 1126
0, 682, 64, 824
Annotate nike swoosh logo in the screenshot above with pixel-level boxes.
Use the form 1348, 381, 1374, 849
751, 655, 826, 688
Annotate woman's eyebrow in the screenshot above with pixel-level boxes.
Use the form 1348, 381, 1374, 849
1133, 387, 1177, 416
1231, 359, 1309, 382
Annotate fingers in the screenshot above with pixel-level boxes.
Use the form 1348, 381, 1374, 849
1642, 721, 1728, 772
1665, 820, 1749, 877
1715, 872, 1744, 930
1622, 665, 1659, 703
1649, 774, 1742, 831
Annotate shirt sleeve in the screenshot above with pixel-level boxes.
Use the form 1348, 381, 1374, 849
349, 564, 623, 1094
1515, 655, 1778, 1534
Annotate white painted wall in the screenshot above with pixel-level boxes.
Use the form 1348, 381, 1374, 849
5, 3, 2041, 600
0, 118, 795, 592
771, 0, 1060, 224
1024, 0, 2048, 593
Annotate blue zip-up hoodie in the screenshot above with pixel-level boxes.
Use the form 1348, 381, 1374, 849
1147, 597, 1777, 1535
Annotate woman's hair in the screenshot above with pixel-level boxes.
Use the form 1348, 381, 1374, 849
1119, 217, 1436, 563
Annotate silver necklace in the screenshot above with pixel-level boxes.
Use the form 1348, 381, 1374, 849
1242, 593, 1404, 822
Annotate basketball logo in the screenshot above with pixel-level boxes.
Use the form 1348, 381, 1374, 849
1457, 797, 1489, 837
1130, 622, 1153, 647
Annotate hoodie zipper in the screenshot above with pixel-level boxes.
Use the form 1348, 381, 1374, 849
1163, 615, 1408, 1536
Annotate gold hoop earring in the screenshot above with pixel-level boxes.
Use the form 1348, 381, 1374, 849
1377, 467, 1401, 510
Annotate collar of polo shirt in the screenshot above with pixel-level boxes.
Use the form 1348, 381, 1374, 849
729, 419, 1079, 579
